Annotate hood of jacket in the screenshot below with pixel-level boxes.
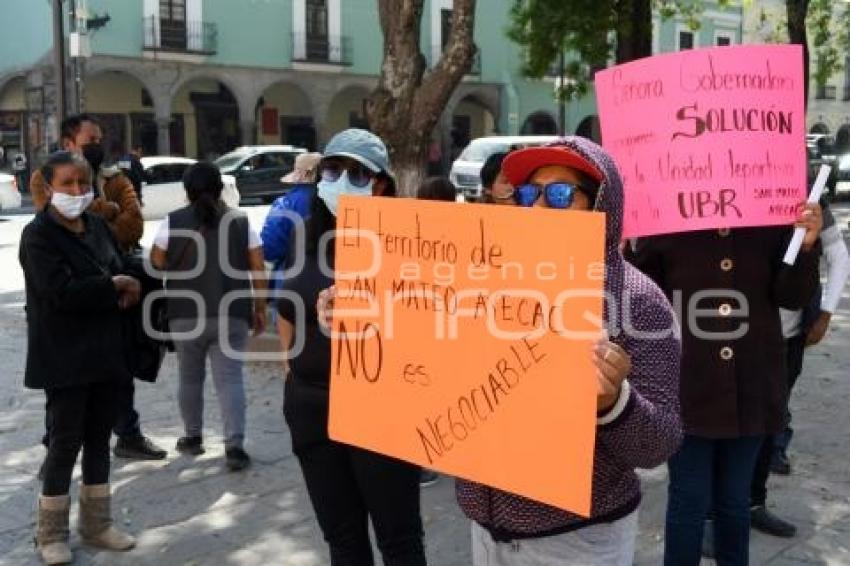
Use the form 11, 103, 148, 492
539, 136, 624, 258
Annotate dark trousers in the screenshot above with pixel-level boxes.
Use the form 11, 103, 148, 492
665, 434, 763, 566
43, 379, 140, 447
751, 334, 806, 506
42, 383, 116, 496
295, 440, 426, 566
112, 379, 142, 439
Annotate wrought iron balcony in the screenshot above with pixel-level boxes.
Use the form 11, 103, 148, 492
143, 16, 217, 55
291, 33, 353, 65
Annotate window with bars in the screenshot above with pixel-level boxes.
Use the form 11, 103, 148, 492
160, 0, 187, 49
306, 0, 329, 60
160, 0, 186, 21
441, 9, 452, 51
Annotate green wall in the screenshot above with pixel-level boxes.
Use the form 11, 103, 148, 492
87, 0, 143, 59
204, 0, 291, 68
346, 1, 383, 75
8, 0, 731, 136
0, 0, 52, 76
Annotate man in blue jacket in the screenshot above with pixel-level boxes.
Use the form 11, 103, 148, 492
261, 152, 322, 292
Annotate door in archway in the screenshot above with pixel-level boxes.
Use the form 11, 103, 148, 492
130, 113, 158, 155
191, 88, 239, 159
451, 116, 471, 160
521, 112, 557, 135
280, 116, 317, 151
89, 113, 127, 162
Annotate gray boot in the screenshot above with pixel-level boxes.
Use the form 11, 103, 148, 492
78, 484, 136, 551
36, 495, 72, 565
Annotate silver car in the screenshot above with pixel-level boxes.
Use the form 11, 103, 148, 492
449, 136, 559, 200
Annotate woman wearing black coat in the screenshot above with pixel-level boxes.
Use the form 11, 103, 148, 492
627, 213, 823, 566
19, 151, 139, 565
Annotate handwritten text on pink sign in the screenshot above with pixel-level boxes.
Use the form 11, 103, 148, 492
595, 44, 805, 238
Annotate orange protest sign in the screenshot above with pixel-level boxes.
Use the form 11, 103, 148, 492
328, 195, 605, 516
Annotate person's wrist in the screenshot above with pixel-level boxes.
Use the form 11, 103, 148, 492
597, 393, 618, 416
597, 381, 631, 425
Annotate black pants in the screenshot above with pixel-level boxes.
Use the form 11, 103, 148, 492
43, 379, 140, 447
296, 440, 426, 566
751, 333, 806, 506
42, 383, 116, 496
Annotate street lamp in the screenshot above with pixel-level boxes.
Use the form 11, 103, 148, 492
52, 0, 67, 123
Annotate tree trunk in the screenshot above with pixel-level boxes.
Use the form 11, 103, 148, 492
368, 0, 477, 196
786, 0, 811, 109
615, 0, 653, 63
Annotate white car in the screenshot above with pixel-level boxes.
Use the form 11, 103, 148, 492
0, 172, 22, 210
140, 157, 240, 220
833, 154, 850, 198
449, 135, 559, 200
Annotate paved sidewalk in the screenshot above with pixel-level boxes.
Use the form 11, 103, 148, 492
0, 206, 848, 565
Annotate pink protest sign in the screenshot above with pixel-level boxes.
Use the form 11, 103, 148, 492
595, 44, 805, 238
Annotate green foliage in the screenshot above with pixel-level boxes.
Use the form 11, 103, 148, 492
507, 0, 730, 101
808, 0, 848, 88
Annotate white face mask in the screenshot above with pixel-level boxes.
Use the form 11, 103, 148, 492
317, 171, 374, 216
51, 190, 94, 220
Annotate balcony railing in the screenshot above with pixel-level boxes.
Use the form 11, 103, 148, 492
816, 85, 837, 100
291, 33, 353, 65
143, 16, 217, 55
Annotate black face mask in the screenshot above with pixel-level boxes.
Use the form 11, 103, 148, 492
82, 143, 105, 172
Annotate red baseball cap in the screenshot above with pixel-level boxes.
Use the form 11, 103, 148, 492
501, 145, 604, 187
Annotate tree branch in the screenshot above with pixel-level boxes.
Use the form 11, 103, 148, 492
414, 0, 477, 131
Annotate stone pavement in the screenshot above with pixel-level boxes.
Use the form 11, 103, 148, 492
0, 205, 848, 565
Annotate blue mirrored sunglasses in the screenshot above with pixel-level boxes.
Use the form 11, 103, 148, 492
513, 182, 578, 209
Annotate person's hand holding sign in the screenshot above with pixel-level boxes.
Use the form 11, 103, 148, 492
317, 285, 337, 332
796, 202, 823, 252
593, 337, 631, 415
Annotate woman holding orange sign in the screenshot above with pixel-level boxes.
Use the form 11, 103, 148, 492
276, 129, 427, 566
449, 138, 684, 565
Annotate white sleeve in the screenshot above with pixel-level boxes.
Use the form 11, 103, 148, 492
152, 216, 170, 251
821, 229, 850, 314
597, 380, 631, 425
248, 224, 262, 249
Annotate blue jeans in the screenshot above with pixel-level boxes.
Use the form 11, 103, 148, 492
171, 317, 249, 449
664, 435, 763, 566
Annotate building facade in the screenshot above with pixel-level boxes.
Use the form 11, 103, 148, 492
0, 0, 591, 173
0, 0, 742, 176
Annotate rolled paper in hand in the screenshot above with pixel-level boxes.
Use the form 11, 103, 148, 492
783, 164, 830, 266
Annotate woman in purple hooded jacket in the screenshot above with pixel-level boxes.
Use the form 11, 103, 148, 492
455, 137, 683, 565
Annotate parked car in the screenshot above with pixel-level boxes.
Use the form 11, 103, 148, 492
832, 153, 850, 199
807, 145, 835, 194
214, 145, 306, 203
140, 157, 240, 220
807, 134, 838, 168
449, 135, 559, 200
0, 172, 22, 210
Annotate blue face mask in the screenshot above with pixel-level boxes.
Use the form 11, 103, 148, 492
317, 171, 374, 216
